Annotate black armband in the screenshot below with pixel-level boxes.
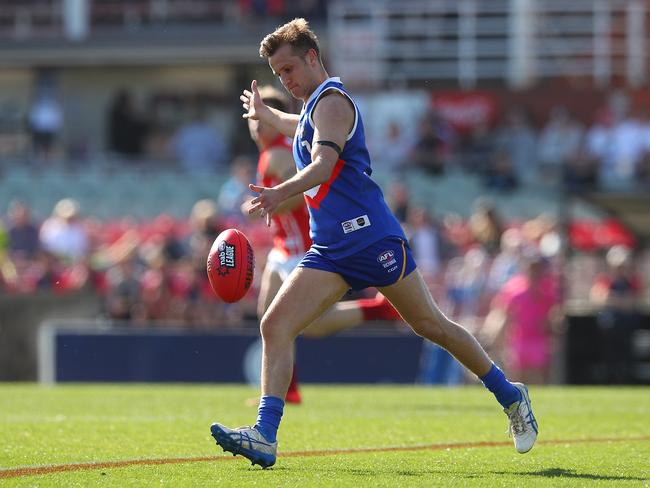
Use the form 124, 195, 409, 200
316, 140, 343, 156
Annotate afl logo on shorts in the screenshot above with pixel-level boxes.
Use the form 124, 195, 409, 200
377, 250, 394, 263
377, 249, 397, 268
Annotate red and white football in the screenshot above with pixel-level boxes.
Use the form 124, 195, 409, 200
207, 228, 255, 303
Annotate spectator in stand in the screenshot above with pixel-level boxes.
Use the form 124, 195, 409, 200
586, 103, 646, 191
637, 150, 650, 191
584, 107, 615, 181
107, 89, 149, 158
442, 213, 475, 254
217, 156, 256, 223
443, 247, 490, 322
482, 254, 559, 385
105, 256, 141, 320
28, 91, 63, 165
409, 111, 453, 176
468, 199, 504, 256
520, 213, 557, 249
154, 215, 187, 262
385, 181, 411, 224
484, 150, 518, 192
39, 198, 89, 262
564, 147, 598, 194
589, 245, 642, 383
371, 120, 414, 174
187, 199, 225, 259
634, 109, 650, 191
180, 255, 222, 328
170, 105, 227, 173
34, 250, 65, 291
406, 206, 441, 285
461, 120, 496, 174
165, 257, 198, 323
639, 107, 650, 155
495, 107, 537, 185
537, 106, 583, 184
610, 106, 647, 189
486, 227, 525, 295
134, 245, 174, 323
6, 201, 40, 259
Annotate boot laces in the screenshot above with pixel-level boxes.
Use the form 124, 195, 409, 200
506, 404, 526, 436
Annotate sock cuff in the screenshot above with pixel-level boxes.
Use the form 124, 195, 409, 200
479, 362, 500, 382
260, 395, 285, 410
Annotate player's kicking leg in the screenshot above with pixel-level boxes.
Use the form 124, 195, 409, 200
379, 270, 538, 453
211, 266, 349, 467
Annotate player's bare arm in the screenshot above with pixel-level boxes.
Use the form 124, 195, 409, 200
266, 147, 306, 214
248, 93, 353, 224
241, 80, 299, 138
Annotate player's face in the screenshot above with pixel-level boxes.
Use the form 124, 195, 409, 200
269, 44, 315, 101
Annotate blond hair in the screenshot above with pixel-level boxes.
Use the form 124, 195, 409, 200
259, 18, 320, 59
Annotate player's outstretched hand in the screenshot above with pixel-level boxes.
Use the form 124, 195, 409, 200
241, 80, 265, 121
248, 183, 283, 227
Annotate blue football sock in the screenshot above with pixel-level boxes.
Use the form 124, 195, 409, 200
254, 395, 284, 443
480, 363, 521, 409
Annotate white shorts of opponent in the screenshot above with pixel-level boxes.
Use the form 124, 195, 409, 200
265, 248, 304, 281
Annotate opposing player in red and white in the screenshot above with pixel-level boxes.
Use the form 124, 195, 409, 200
245, 84, 401, 404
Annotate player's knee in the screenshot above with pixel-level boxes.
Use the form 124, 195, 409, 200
259, 314, 276, 342
259, 312, 293, 344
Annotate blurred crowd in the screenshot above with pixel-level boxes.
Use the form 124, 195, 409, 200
370, 91, 650, 194
0, 194, 264, 328
1, 183, 647, 383
18, 86, 650, 197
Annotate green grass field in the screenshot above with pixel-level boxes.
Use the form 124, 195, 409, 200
1, 384, 648, 487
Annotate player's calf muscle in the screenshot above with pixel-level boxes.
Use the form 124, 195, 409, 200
409, 316, 450, 344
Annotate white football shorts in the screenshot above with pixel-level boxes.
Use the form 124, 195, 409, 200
265, 248, 304, 281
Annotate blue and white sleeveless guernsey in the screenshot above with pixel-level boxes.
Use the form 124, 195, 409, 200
293, 77, 406, 259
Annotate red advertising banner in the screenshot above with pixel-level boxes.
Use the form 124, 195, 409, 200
431, 91, 499, 134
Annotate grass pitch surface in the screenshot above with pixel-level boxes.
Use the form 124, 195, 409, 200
1, 384, 648, 487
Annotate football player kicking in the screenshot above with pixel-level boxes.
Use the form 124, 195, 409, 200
243, 84, 402, 405
211, 18, 537, 468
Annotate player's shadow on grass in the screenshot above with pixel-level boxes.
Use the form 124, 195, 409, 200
493, 468, 649, 482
